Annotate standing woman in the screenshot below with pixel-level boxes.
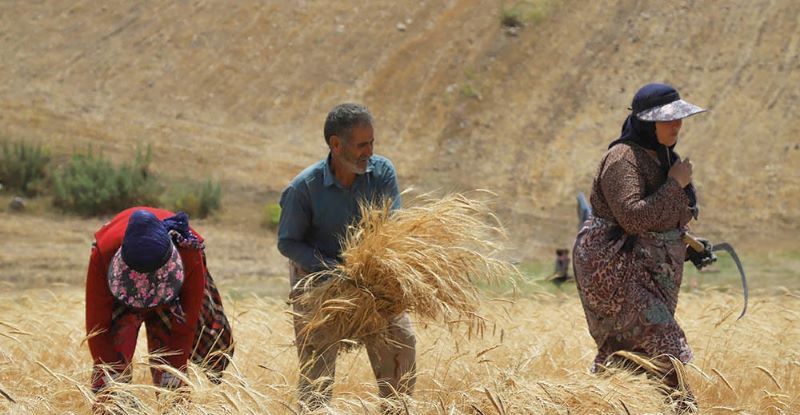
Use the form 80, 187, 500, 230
573, 83, 708, 411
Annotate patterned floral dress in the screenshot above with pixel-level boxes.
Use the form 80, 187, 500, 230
573, 142, 695, 372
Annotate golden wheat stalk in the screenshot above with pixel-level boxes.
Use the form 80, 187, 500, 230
711, 368, 736, 393
294, 192, 519, 347
755, 365, 783, 391
0, 384, 15, 404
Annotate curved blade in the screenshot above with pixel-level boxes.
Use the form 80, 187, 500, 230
712, 242, 748, 319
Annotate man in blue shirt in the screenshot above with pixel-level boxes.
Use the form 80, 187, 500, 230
278, 103, 416, 411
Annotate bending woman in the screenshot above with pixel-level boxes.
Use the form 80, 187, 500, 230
573, 83, 707, 411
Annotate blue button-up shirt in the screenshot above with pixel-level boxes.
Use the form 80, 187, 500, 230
277, 154, 401, 273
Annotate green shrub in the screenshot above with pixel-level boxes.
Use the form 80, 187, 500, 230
500, 0, 554, 27
262, 203, 281, 230
500, 8, 524, 28
53, 145, 161, 216
170, 179, 222, 219
0, 140, 50, 196
460, 83, 482, 100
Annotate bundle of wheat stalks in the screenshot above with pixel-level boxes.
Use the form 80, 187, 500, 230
293, 192, 519, 348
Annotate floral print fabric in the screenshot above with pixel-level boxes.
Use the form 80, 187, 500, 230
107, 243, 184, 309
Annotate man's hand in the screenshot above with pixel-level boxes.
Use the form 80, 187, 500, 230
313, 268, 348, 287
290, 268, 346, 299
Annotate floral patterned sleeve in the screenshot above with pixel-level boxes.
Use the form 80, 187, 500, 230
599, 148, 691, 235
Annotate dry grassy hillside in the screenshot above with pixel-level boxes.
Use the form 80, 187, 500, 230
0, 0, 798, 258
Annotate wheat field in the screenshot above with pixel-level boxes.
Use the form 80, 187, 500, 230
1, 1, 799, 413
0, 286, 797, 415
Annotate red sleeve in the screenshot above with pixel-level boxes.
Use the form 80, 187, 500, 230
164, 248, 206, 369
85, 244, 122, 366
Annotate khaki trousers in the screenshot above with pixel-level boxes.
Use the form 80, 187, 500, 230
290, 262, 417, 411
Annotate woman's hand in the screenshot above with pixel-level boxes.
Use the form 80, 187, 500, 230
668, 157, 693, 187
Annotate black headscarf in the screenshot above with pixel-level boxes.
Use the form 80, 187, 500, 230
608, 83, 697, 208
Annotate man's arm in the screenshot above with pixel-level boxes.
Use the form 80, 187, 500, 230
277, 185, 337, 272
380, 158, 402, 211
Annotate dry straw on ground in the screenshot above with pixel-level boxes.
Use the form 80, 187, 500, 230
294, 192, 519, 347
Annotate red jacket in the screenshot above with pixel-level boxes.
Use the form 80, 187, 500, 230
85, 207, 206, 370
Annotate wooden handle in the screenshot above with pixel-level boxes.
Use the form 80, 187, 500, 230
683, 233, 705, 252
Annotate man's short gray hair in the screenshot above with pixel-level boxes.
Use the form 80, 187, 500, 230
324, 103, 373, 145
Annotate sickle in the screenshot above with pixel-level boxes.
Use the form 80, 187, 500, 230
712, 242, 749, 320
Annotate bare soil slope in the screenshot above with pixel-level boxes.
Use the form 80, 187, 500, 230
1, 0, 798, 259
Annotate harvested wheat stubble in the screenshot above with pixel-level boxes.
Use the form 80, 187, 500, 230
294, 192, 519, 348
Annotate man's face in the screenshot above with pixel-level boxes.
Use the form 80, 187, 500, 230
332, 124, 374, 174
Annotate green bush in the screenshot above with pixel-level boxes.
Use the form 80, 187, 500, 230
500, 8, 524, 28
262, 203, 281, 230
170, 179, 222, 219
53, 145, 161, 216
0, 140, 50, 196
500, 0, 554, 27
